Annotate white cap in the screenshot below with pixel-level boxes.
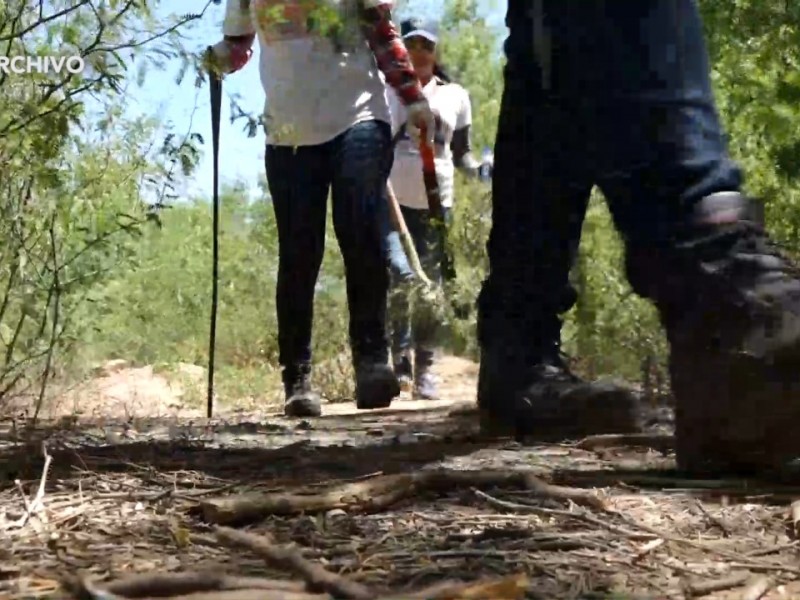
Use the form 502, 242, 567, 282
402, 29, 438, 44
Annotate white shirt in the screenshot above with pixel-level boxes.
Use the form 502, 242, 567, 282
387, 77, 472, 210
223, 0, 392, 147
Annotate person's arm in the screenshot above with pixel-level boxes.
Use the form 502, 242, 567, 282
224, 0, 253, 34
359, 1, 435, 147
358, 1, 424, 106
451, 125, 480, 176
450, 88, 480, 177
207, 0, 256, 75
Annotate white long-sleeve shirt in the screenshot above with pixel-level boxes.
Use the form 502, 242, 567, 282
222, 0, 423, 147
387, 76, 472, 210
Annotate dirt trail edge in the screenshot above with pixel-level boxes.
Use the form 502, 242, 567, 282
2, 355, 800, 599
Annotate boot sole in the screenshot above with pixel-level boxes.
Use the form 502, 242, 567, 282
356, 376, 401, 410
673, 343, 800, 477
284, 396, 322, 418
478, 388, 645, 441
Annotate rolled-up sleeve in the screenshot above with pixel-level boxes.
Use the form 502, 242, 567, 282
359, 0, 424, 105
223, 0, 255, 37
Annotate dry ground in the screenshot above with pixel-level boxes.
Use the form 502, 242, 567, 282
2, 356, 800, 599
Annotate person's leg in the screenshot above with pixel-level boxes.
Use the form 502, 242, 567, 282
476, 11, 643, 438
330, 119, 400, 409
399, 205, 443, 400
383, 202, 414, 391
571, 0, 800, 473
265, 143, 331, 417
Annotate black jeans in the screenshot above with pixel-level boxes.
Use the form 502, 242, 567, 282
265, 120, 393, 372
479, 0, 743, 354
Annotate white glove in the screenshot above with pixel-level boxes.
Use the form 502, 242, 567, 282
406, 99, 436, 149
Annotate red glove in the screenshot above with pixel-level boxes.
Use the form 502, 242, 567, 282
226, 36, 254, 72
207, 35, 255, 75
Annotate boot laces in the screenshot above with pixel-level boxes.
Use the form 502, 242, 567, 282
689, 221, 800, 314
531, 347, 582, 384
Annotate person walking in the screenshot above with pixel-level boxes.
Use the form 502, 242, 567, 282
207, 0, 436, 417
477, 0, 800, 475
384, 18, 483, 400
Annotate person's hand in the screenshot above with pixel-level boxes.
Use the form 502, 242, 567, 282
406, 98, 436, 148
478, 159, 493, 182
203, 37, 254, 78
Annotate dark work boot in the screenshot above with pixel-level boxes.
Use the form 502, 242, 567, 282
355, 359, 400, 409
478, 339, 644, 440
282, 364, 322, 417
628, 192, 800, 476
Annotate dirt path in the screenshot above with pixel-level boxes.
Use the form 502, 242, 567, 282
2, 355, 800, 599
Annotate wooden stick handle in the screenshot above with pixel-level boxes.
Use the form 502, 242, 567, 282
385, 181, 433, 288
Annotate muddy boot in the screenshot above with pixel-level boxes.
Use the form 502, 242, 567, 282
477, 337, 644, 440
628, 192, 800, 476
354, 354, 400, 410
413, 348, 438, 400
282, 364, 322, 418
393, 352, 413, 393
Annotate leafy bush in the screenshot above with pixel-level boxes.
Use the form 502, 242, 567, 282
5, 0, 800, 417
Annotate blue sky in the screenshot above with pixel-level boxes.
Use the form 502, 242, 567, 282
126, 0, 507, 202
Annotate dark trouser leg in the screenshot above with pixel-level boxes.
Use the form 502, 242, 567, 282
476, 46, 601, 432
548, 0, 800, 472
330, 120, 400, 409
386, 212, 413, 368
478, 1, 682, 438
265, 143, 330, 416
399, 205, 449, 398
400, 205, 446, 365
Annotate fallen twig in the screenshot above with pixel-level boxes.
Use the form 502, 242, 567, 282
551, 471, 800, 500
199, 469, 604, 525
61, 575, 127, 600
101, 571, 310, 597
574, 433, 674, 453
32, 442, 53, 506
156, 592, 327, 600
740, 576, 773, 600
790, 499, 800, 538
695, 499, 731, 537
10, 441, 52, 529
398, 573, 529, 599
215, 526, 374, 600
473, 489, 654, 541
609, 511, 800, 575
683, 572, 751, 597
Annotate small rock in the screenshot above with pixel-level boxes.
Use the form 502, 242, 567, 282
92, 358, 128, 377
175, 363, 205, 380
326, 508, 348, 522
104, 430, 122, 444
393, 432, 417, 445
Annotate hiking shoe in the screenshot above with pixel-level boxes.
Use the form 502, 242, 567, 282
355, 360, 400, 410
393, 353, 413, 392
413, 368, 438, 400
413, 349, 438, 400
477, 346, 644, 440
282, 364, 322, 418
628, 192, 800, 475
